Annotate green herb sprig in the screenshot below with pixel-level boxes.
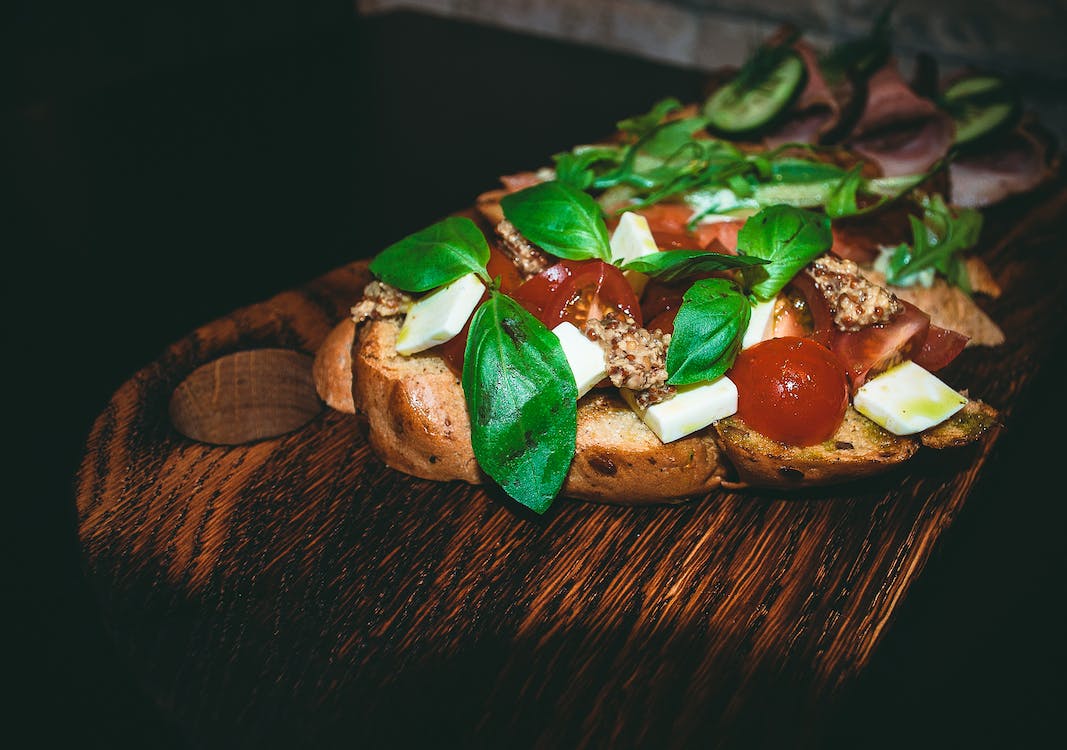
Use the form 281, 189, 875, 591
885, 193, 982, 291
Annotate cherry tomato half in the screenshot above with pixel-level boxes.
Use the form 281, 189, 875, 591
728, 337, 849, 447
512, 259, 642, 330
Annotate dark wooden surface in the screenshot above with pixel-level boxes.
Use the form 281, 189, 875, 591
11, 8, 1067, 749
71, 175, 1067, 748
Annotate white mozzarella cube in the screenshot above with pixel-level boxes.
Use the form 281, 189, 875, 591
609, 211, 660, 296
621, 376, 738, 444
395, 273, 485, 355
741, 297, 778, 350
552, 322, 608, 398
853, 360, 967, 435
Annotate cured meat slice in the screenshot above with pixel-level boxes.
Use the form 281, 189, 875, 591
949, 124, 1056, 208
847, 61, 955, 177
764, 40, 852, 146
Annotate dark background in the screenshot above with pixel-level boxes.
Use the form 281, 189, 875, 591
9, 2, 1065, 747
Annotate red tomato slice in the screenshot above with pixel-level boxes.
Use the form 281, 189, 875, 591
629, 203, 743, 254
830, 301, 931, 391
912, 324, 969, 371
513, 259, 642, 330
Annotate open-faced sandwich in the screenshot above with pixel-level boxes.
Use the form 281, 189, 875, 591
313, 15, 1057, 513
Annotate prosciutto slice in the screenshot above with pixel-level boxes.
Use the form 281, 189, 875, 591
847, 60, 955, 177
949, 124, 1055, 208
764, 40, 851, 147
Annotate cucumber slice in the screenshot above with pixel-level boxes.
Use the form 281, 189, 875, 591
704, 54, 806, 134
942, 75, 1007, 102
941, 74, 1019, 145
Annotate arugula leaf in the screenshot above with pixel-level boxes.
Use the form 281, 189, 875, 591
769, 158, 847, 185
821, 1, 895, 81
462, 292, 578, 514
640, 117, 710, 159
736, 205, 832, 300
732, 28, 801, 91
617, 97, 683, 138
554, 146, 623, 191
824, 165, 865, 218
370, 216, 490, 292
621, 248, 768, 283
886, 193, 982, 291
666, 278, 750, 386
501, 180, 612, 261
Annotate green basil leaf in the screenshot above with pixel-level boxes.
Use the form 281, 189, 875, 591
666, 278, 749, 385
462, 292, 577, 514
737, 205, 832, 300
370, 216, 490, 292
500, 180, 612, 261
621, 249, 768, 283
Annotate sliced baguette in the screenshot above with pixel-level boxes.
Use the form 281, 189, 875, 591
313, 312, 994, 503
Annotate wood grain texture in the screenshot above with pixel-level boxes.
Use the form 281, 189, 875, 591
76, 182, 1067, 749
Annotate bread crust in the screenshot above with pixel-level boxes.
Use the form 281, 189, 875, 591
312, 295, 995, 502
713, 410, 919, 488
343, 318, 729, 505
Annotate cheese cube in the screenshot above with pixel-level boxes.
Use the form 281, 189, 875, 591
609, 211, 660, 296
741, 297, 778, 349
552, 322, 607, 398
395, 273, 485, 355
853, 360, 967, 435
621, 376, 738, 443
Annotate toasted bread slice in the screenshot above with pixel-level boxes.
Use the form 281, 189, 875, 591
315, 317, 729, 505
313, 312, 996, 502
713, 410, 920, 488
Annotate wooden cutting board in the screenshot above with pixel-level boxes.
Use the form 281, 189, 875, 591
75, 181, 1067, 748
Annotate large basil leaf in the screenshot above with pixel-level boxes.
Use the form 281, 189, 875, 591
500, 181, 612, 261
737, 205, 832, 300
621, 248, 768, 283
666, 278, 750, 385
462, 292, 578, 514
370, 216, 490, 292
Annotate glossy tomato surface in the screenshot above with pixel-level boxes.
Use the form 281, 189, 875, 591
512, 259, 642, 329
729, 336, 849, 446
